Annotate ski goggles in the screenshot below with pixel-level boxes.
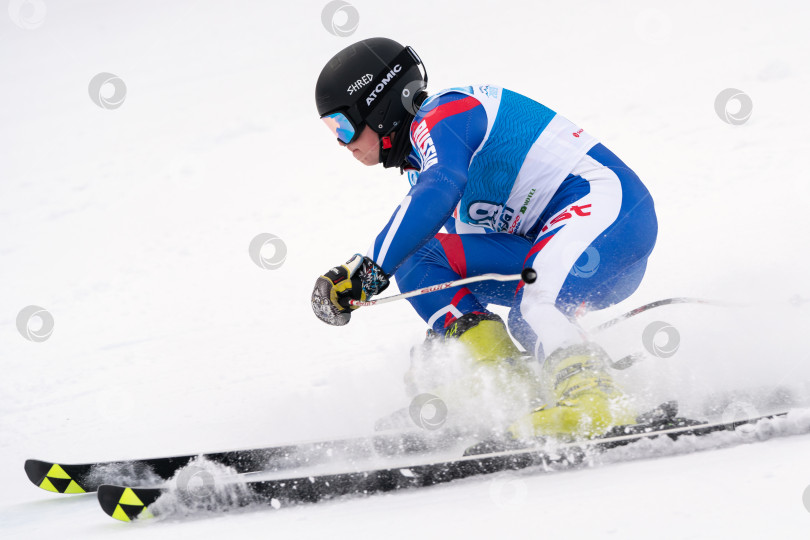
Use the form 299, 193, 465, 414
321, 110, 360, 144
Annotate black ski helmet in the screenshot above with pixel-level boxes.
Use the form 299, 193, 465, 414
315, 37, 428, 168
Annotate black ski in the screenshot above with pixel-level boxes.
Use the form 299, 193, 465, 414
97, 410, 788, 522
25, 429, 461, 495
29, 296, 727, 497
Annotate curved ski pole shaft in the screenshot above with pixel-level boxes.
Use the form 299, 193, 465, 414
349, 268, 537, 307
590, 297, 737, 371
588, 297, 737, 334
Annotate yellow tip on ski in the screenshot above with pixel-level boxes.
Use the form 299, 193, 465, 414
119, 488, 145, 506
111, 505, 131, 522
64, 480, 86, 494
46, 464, 71, 479
39, 477, 59, 492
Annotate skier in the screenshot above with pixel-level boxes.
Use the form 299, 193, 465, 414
311, 37, 658, 441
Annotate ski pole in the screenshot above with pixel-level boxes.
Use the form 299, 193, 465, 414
590, 297, 738, 370
348, 268, 537, 307
589, 297, 738, 333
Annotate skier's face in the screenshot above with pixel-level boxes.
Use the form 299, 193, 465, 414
341, 124, 381, 166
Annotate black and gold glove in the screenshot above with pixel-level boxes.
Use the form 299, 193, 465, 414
311, 254, 390, 326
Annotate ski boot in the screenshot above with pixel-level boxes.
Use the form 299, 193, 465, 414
506, 342, 637, 441
405, 312, 539, 389
398, 313, 542, 422
450, 312, 526, 364
463, 400, 698, 457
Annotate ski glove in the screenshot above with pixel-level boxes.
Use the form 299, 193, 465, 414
311, 254, 390, 326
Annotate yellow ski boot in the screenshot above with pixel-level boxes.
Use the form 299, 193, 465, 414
507, 343, 637, 440
450, 313, 523, 365
403, 313, 541, 414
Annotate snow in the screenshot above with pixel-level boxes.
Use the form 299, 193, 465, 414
2, 0, 810, 538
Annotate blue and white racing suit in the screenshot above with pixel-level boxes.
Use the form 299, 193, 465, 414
366, 85, 657, 360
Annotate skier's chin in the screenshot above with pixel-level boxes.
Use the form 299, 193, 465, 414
354, 152, 380, 166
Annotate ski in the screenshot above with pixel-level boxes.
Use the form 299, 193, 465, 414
97, 410, 788, 522
26, 296, 724, 496
24, 429, 462, 495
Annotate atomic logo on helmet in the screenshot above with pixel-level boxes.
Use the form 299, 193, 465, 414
365, 64, 402, 106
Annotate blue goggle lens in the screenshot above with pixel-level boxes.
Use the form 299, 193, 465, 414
321, 112, 356, 144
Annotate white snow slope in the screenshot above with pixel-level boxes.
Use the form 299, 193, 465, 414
2, 0, 810, 538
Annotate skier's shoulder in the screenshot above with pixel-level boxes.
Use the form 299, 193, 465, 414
456, 85, 558, 122
408, 86, 491, 164
413, 86, 483, 125
418, 84, 542, 113
410, 84, 525, 138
